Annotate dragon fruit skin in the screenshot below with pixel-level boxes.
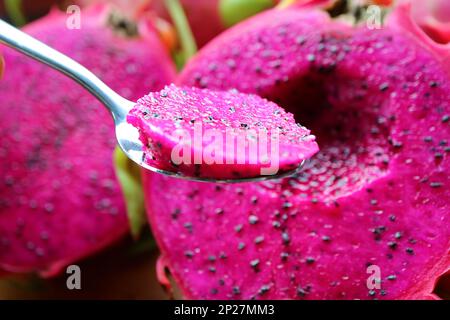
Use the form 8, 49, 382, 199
0, 5, 175, 276
409, 0, 450, 44
143, 4, 450, 299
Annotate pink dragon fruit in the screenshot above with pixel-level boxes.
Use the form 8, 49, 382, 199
0, 5, 175, 276
127, 85, 319, 179
409, 0, 450, 44
143, 2, 449, 299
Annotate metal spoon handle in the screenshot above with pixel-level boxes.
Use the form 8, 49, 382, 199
0, 19, 131, 121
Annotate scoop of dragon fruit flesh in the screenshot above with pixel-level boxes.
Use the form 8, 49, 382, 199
142, 2, 450, 299
127, 85, 319, 180
0, 5, 176, 276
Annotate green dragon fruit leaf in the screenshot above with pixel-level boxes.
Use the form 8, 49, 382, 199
114, 146, 147, 238
219, 0, 275, 27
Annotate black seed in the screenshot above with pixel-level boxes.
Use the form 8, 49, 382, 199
249, 215, 259, 224
227, 59, 236, 69
184, 250, 194, 258
44, 203, 54, 213
235, 224, 243, 233
254, 236, 264, 245
259, 285, 270, 295
368, 290, 376, 297
394, 232, 402, 239
272, 221, 281, 229
389, 215, 396, 222
210, 288, 218, 295
251, 196, 258, 204
219, 252, 227, 259
250, 259, 260, 269
406, 247, 414, 255
297, 287, 307, 297
295, 36, 306, 45
215, 208, 224, 215
387, 241, 397, 249
233, 286, 241, 295
380, 290, 387, 296
282, 201, 293, 209
322, 235, 331, 242
209, 267, 216, 273
424, 136, 433, 143
429, 81, 439, 88
305, 257, 315, 264
430, 182, 443, 188
199, 78, 208, 88
393, 141, 403, 149
269, 60, 282, 69
240, 123, 248, 128
184, 222, 193, 232
307, 54, 316, 62
238, 242, 246, 250
379, 83, 389, 92
318, 63, 336, 74
281, 252, 289, 261
373, 226, 386, 235
442, 115, 450, 123
171, 208, 181, 219
160, 91, 168, 97
282, 232, 291, 245
435, 153, 444, 159
387, 275, 397, 281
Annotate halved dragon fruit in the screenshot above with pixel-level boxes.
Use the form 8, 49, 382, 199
143, 2, 449, 299
0, 5, 175, 276
409, 0, 450, 44
127, 85, 318, 179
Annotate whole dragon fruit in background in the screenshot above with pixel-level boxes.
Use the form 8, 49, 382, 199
143, 1, 449, 299
0, 4, 175, 276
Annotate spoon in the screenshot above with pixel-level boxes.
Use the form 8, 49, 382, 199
0, 19, 310, 183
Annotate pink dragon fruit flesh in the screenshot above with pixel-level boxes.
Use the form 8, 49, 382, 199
143, 2, 450, 299
0, 5, 175, 276
127, 84, 319, 180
